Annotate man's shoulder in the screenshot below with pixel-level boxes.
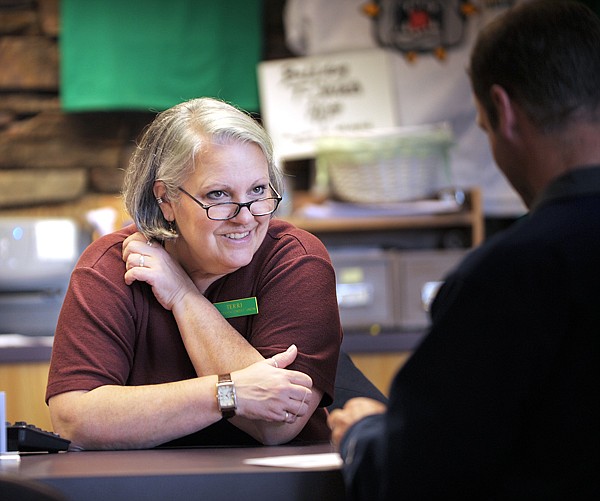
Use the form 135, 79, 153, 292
460, 198, 599, 280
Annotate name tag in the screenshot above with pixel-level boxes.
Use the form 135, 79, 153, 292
214, 297, 259, 319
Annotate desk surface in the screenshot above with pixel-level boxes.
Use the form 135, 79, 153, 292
1, 443, 345, 501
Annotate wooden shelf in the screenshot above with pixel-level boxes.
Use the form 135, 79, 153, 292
286, 211, 478, 233
280, 187, 484, 247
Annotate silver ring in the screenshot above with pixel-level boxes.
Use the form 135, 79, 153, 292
139, 254, 145, 267
273, 358, 278, 368
146, 240, 153, 247
284, 411, 289, 423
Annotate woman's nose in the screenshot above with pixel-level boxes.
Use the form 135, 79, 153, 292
230, 204, 255, 223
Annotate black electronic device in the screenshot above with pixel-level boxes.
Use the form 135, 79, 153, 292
6, 421, 70, 453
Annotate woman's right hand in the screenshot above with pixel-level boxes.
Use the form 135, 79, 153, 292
231, 345, 313, 424
122, 231, 197, 310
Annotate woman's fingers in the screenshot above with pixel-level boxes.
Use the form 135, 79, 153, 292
232, 360, 314, 422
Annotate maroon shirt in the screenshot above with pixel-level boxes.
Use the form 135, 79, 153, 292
47, 219, 342, 446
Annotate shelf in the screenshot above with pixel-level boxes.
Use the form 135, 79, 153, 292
280, 187, 484, 247
285, 211, 478, 232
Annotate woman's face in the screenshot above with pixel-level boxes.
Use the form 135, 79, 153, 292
159, 139, 273, 286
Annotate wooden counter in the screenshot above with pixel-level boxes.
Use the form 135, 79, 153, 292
0, 338, 53, 431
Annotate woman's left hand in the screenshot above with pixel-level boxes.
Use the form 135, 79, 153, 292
122, 231, 195, 310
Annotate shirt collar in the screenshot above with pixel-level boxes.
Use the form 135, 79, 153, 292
531, 165, 600, 212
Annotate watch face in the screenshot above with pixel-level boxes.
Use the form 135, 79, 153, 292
217, 384, 236, 408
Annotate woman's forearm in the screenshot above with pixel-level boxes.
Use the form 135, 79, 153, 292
172, 289, 264, 376
49, 377, 221, 450
49, 350, 315, 450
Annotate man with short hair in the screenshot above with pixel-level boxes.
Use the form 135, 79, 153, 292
328, 2, 600, 498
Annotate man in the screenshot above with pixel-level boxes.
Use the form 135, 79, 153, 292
328, 2, 600, 499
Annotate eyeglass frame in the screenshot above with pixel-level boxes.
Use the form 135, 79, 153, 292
177, 184, 283, 221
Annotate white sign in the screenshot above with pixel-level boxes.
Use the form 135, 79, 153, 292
258, 49, 398, 160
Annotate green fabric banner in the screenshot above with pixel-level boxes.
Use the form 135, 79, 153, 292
60, 0, 262, 112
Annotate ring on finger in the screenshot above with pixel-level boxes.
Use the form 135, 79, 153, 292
139, 254, 145, 267
284, 411, 289, 423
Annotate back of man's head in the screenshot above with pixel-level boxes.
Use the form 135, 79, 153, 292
469, 0, 600, 132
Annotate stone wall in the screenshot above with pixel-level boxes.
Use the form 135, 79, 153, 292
0, 0, 157, 229
0, 0, 293, 232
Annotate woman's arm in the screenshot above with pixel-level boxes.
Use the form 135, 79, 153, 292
122, 232, 326, 444
123, 232, 264, 375
123, 230, 337, 444
49, 346, 312, 450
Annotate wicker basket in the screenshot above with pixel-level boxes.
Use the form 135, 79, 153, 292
315, 123, 453, 203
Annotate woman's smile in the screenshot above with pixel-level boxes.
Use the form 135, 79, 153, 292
224, 230, 251, 240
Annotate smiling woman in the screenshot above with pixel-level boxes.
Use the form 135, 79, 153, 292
45, 97, 342, 450
152, 139, 278, 284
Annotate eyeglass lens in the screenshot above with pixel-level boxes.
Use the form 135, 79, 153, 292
207, 198, 279, 220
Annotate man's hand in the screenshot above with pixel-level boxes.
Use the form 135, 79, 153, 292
328, 397, 387, 448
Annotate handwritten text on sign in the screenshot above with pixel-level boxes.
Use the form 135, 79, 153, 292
258, 49, 397, 160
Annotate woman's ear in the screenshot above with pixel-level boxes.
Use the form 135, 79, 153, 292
153, 180, 175, 222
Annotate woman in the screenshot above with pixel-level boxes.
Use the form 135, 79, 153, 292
46, 97, 342, 450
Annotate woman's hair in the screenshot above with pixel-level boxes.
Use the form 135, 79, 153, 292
469, 0, 600, 132
122, 97, 283, 240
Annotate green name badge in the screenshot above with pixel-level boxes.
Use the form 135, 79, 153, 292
214, 297, 259, 319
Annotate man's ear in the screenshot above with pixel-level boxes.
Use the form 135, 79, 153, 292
153, 180, 175, 222
490, 84, 517, 140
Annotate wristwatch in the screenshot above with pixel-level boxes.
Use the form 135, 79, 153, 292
216, 373, 237, 419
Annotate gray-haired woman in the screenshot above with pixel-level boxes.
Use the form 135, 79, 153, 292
47, 97, 342, 450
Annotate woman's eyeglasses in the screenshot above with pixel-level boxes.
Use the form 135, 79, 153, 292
178, 185, 282, 221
